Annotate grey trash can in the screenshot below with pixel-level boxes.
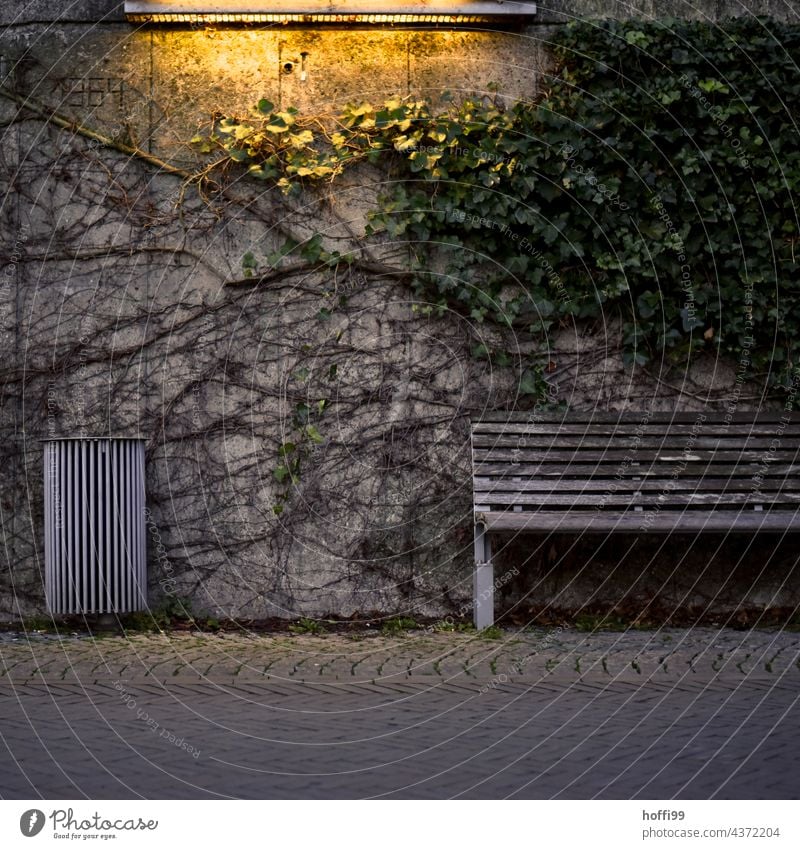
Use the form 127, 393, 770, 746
44, 438, 147, 615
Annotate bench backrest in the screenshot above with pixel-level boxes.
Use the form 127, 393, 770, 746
472, 412, 800, 532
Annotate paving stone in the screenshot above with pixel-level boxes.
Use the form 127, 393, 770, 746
1, 629, 799, 798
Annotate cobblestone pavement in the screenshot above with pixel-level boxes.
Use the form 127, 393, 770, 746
1, 628, 798, 799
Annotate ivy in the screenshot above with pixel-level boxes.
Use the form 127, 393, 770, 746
195, 16, 800, 392
272, 396, 329, 515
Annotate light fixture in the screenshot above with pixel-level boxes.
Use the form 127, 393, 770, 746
124, 0, 537, 26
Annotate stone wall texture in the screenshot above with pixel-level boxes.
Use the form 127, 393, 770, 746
2, 0, 799, 623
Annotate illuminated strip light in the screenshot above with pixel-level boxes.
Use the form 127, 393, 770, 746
125, 12, 502, 21
124, 1, 537, 24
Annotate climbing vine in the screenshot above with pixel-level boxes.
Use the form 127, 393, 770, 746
193, 16, 800, 394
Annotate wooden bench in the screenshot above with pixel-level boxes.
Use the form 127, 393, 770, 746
470, 412, 800, 628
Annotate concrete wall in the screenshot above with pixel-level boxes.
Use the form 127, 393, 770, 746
1, 0, 798, 623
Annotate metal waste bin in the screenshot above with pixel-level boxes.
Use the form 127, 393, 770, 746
44, 438, 147, 614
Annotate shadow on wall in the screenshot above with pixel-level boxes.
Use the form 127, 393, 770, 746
494, 533, 800, 627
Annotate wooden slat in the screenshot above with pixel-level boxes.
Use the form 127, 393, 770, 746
474, 462, 800, 478
473, 448, 800, 463
472, 422, 800, 436
473, 412, 799, 424
473, 477, 800, 493
480, 510, 800, 533
472, 435, 799, 450
474, 492, 800, 506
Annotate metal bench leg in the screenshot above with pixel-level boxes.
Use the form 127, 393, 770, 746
473, 522, 494, 629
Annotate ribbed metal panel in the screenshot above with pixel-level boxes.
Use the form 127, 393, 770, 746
44, 438, 147, 615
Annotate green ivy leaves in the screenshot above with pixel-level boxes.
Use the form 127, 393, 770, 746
197, 16, 800, 395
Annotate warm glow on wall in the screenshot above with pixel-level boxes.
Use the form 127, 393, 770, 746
124, 0, 537, 26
